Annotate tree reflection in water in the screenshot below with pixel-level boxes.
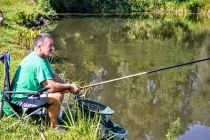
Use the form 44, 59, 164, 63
52, 14, 210, 140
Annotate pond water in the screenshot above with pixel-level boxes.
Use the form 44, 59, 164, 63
51, 14, 210, 140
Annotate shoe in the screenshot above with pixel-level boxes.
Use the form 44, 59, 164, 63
56, 126, 63, 132
58, 118, 62, 125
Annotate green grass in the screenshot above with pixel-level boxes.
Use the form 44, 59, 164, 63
0, 105, 101, 140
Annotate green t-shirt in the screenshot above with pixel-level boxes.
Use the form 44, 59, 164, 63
11, 52, 54, 103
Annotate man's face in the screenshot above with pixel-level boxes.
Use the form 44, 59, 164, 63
41, 37, 54, 57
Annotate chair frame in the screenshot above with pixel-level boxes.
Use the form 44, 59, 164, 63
0, 52, 49, 140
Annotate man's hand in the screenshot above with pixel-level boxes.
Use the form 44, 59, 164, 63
69, 83, 80, 93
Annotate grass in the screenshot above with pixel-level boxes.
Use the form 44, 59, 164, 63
61, 104, 101, 140
0, 103, 101, 140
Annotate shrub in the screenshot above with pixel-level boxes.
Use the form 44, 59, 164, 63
14, 11, 38, 28
188, 0, 204, 13
37, 0, 56, 16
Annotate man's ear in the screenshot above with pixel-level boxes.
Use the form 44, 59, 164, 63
34, 43, 41, 51
36, 43, 42, 51
37, 43, 41, 48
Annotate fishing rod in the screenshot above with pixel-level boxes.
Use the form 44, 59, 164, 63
80, 57, 210, 89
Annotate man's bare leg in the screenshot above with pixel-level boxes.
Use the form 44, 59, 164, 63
47, 93, 64, 128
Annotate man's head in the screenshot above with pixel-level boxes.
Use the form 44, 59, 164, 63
33, 33, 54, 58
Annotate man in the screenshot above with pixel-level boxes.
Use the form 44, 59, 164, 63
11, 33, 80, 128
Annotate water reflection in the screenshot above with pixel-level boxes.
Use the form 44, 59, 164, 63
51, 15, 210, 140
87, 67, 107, 94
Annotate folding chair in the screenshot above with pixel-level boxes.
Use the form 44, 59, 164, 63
0, 52, 49, 139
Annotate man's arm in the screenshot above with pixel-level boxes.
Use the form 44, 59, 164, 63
53, 73, 65, 84
42, 79, 79, 93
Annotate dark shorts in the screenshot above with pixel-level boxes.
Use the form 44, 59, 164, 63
15, 94, 48, 108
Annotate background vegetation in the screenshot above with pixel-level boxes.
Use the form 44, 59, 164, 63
50, 0, 210, 14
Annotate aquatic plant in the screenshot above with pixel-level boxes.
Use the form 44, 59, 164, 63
166, 118, 182, 140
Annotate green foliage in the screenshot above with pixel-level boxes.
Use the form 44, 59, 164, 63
188, 0, 205, 13
166, 118, 182, 140
175, 0, 190, 4
12, 0, 55, 28
14, 11, 38, 28
50, 0, 130, 13
128, 0, 150, 12
17, 29, 41, 50
37, 0, 56, 16
0, 0, 56, 50
50, 0, 210, 14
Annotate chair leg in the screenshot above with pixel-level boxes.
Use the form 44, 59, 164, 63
38, 127, 46, 140
8, 105, 22, 120
4, 119, 22, 130
0, 100, 4, 118
5, 114, 47, 140
3, 105, 25, 130
5, 108, 43, 130
38, 110, 47, 140
4, 107, 47, 140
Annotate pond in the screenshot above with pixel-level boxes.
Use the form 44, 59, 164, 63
51, 14, 210, 140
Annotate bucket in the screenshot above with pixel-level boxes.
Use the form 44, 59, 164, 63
77, 99, 127, 139
100, 120, 127, 140
77, 99, 114, 122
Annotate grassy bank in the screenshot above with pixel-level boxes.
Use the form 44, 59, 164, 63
0, 105, 101, 140
0, 0, 55, 82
